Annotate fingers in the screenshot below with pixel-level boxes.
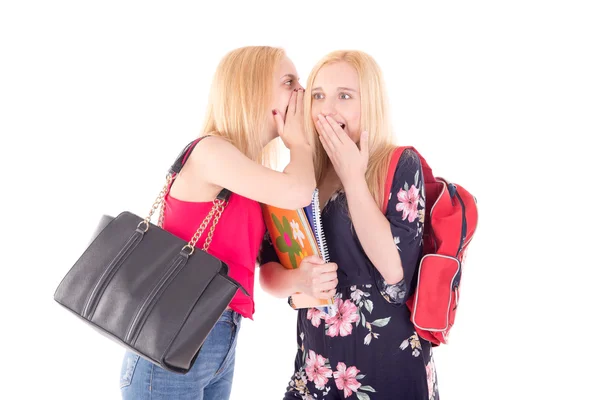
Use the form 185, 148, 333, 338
299, 260, 338, 299
317, 288, 337, 300
317, 119, 334, 157
314, 276, 338, 294
306, 261, 337, 274
272, 109, 285, 137
318, 134, 333, 161
311, 265, 338, 292
314, 271, 338, 284
359, 131, 369, 153
287, 89, 299, 116
360, 131, 369, 160
317, 114, 342, 146
302, 255, 325, 265
295, 88, 304, 118
318, 262, 338, 273
325, 115, 349, 144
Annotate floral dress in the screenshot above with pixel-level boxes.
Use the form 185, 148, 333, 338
260, 149, 440, 400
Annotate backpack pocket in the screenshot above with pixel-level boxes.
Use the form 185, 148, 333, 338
410, 254, 460, 332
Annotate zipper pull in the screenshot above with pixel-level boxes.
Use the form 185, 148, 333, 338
448, 183, 457, 198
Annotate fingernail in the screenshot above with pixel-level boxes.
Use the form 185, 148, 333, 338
272, 110, 277, 115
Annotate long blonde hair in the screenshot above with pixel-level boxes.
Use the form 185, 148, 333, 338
202, 46, 283, 166
304, 50, 398, 210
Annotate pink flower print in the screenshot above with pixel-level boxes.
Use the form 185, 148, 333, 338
305, 350, 333, 390
426, 360, 436, 399
396, 185, 420, 222
333, 362, 362, 398
307, 308, 326, 328
325, 298, 359, 337
283, 232, 292, 247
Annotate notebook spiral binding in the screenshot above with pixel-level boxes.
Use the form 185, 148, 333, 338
311, 189, 330, 263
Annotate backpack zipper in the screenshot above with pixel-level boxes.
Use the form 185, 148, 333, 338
450, 185, 467, 288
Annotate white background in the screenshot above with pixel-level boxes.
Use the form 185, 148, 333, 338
1, 1, 598, 399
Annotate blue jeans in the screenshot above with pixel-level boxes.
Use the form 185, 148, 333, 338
120, 310, 242, 400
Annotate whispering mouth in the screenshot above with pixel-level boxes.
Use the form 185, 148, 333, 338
339, 123, 346, 130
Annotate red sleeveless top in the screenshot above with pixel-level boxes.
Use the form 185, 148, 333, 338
162, 192, 265, 319
160, 138, 265, 319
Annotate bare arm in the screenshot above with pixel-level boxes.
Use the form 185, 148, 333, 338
186, 88, 315, 209
315, 115, 402, 284
189, 137, 315, 209
345, 179, 403, 284
259, 256, 338, 299
259, 262, 301, 298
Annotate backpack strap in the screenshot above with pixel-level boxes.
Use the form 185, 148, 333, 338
381, 146, 435, 212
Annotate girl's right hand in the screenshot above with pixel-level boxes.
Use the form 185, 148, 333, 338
273, 88, 309, 149
294, 255, 338, 300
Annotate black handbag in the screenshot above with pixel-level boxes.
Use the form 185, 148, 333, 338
54, 137, 248, 374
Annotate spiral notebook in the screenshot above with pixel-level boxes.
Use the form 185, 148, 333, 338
261, 189, 334, 310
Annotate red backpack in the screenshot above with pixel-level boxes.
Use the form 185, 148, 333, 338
382, 147, 478, 346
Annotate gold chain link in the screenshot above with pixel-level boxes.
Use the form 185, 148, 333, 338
158, 202, 166, 228
188, 202, 217, 249
144, 174, 175, 226
202, 200, 226, 251
184, 198, 226, 255
141, 171, 227, 255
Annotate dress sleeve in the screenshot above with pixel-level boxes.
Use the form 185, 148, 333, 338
374, 149, 426, 305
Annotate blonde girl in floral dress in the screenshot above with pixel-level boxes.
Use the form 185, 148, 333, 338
260, 50, 439, 400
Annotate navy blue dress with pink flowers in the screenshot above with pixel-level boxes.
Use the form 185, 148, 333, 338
261, 149, 440, 400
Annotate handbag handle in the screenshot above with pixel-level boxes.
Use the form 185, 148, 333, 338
139, 136, 231, 256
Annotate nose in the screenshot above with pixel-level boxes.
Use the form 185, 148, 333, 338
315, 98, 337, 118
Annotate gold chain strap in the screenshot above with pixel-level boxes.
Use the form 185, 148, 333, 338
137, 174, 175, 232
158, 192, 167, 228
201, 199, 226, 251
182, 198, 226, 255
137, 173, 227, 256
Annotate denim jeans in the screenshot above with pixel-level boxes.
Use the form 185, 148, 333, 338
120, 310, 242, 400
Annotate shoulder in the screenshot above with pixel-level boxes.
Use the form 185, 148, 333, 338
186, 135, 248, 174
387, 147, 425, 209
386, 148, 426, 222
390, 148, 423, 186
395, 148, 421, 172
189, 135, 237, 161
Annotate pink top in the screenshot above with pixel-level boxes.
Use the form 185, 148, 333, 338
162, 191, 265, 320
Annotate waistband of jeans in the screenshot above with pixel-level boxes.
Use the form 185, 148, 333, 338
220, 309, 242, 325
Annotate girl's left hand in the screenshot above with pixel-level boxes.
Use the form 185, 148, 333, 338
316, 114, 369, 186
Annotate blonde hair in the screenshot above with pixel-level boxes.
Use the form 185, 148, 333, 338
304, 50, 397, 210
202, 46, 284, 166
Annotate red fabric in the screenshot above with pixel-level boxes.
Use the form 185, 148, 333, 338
162, 193, 265, 319
383, 147, 478, 346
